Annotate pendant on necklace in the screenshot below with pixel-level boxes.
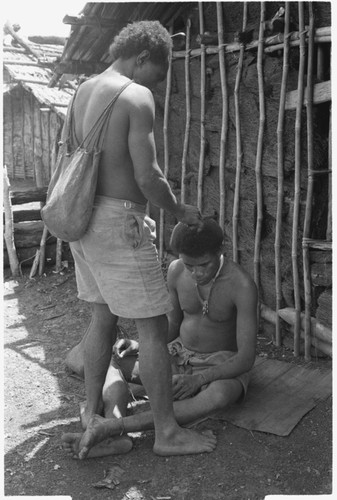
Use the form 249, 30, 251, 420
202, 300, 209, 316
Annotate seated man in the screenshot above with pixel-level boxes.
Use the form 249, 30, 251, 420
62, 219, 257, 459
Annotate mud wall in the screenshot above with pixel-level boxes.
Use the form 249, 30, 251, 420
152, 1, 331, 324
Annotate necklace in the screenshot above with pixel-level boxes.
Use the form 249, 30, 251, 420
195, 255, 224, 316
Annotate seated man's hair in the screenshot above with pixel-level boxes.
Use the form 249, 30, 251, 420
109, 20, 172, 64
170, 219, 224, 257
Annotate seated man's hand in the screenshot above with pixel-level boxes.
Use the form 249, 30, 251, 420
113, 338, 139, 358
172, 374, 202, 400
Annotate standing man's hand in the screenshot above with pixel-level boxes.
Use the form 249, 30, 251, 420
176, 203, 203, 229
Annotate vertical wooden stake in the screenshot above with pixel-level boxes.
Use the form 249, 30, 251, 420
181, 18, 191, 204
302, 2, 315, 361
326, 107, 332, 241
275, 3, 290, 346
159, 25, 173, 260
292, 2, 306, 356
232, 2, 247, 261
38, 226, 49, 276
253, 1, 266, 320
197, 2, 206, 212
55, 239, 63, 272
216, 2, 229, 231
3, 166, 20, 277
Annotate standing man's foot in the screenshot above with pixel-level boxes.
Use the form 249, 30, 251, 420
62, 432, 133, 458
80, 401, 104, 430
153, 427, 217, 456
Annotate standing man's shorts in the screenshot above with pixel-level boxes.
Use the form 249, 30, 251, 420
70, 195, 173, 318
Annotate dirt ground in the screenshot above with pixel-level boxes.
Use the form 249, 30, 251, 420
3, 264, 333, 500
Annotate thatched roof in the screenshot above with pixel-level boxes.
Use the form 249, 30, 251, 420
49, 1, 197, 86
3, 22, 74, 117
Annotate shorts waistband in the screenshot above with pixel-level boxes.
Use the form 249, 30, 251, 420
94, 195, 147, 212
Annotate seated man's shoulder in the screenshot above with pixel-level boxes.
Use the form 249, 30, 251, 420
167, 258, 185, 281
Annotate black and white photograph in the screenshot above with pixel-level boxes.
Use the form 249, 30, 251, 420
3, 1, 333, 499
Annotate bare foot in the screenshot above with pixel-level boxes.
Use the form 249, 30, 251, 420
62, 432, 132, 459
153, 428, 217, 456
65, 344, 84, 378
75, 414, 124, 459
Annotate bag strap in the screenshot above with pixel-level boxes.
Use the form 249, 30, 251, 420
69, 80, 133, 151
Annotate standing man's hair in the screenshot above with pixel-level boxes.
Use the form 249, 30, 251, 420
170, 219, 224, 257
109, 20, 172, 64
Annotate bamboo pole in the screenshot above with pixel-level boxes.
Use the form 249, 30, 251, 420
3, 166, 20, 277
21, 92, 26, 179
159, 26, 173, 260
260, 303, 332, 357
232, 3, 247, 262
181, 18, 192, 205
38, 226, 49, 276
172, 27, 331, 60
292, 2, 306, 357
302, 3, 315, 361
55, 239, 63, 272
278, 307, 332, 345
197, 2, 206, 212
253, 2, 265, 312
29, 249, 40, 279
326, 107, 332, 240
217, 2, 229, 231
275, 4, 290, 347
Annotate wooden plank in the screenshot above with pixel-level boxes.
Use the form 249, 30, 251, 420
10, 187, 47, 205
285, 80, 331, 109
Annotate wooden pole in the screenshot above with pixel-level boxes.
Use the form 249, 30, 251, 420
260, 303, 332, 357
197, 2, 206, 212
216, 2, 229, 230
292, 2, 306, 356
172, 27, 331, 60
302, 3, 315, 361
181, 18, 191, 205
3, 166, 21, 277
253, 2, 265, 312
275, 4, 290, 347
21, 92, 26, 179
232, 3, 247, 262
326, 107, 332, 240
159, 25, 173, 260
55, 239, 63, 272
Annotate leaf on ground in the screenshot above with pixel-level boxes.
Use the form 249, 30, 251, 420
92, 464, 125, 490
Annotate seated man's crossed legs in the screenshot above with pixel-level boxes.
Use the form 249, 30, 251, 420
62, 349, 243, 459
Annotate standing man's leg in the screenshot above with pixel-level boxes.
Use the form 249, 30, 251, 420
82, 302, 118, 427
135, 315, 217, 456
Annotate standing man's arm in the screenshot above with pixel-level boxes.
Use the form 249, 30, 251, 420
166, 260, 184, 343
127, 86, 200, 225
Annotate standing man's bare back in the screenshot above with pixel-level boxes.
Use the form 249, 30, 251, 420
74, 68, 168, 204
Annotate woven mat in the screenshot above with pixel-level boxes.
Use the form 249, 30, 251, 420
216, 356, 332, 436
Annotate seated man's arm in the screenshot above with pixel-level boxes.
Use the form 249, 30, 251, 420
166, 260, 183, 344
195, 272, 258, 386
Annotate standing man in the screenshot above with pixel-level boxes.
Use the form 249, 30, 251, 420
62, 219, 257, 459
67, 20, 215, 456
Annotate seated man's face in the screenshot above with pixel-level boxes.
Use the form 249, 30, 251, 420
180, 252, 222, 286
